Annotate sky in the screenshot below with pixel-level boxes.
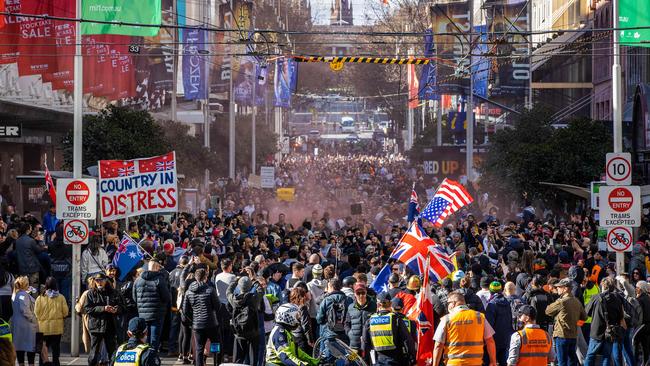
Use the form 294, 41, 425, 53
311, 0, 383, 26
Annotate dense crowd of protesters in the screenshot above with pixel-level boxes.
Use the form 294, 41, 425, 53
0, 152, 650, 366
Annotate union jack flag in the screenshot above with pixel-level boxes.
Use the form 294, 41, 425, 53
156, 160, 175, 171
420, 178, 473, 228
117, 165, 135, 177
407, 252, 436, 366
391, 223, 454, 281
117, 236, 130, 254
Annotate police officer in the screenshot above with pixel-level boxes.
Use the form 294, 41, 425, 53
506, 305, 554, 366
432, 291, 498, 366
266, 303, 319, 366
362, 292, 415, 366
0, 316, 11, 342
111, 317, 161, 366
390, 297, 416, 343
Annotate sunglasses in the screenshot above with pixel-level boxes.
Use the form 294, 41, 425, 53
392, 267, 399, 271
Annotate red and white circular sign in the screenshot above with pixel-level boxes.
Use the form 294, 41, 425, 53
63, 219, 89, 245
65, 180, 90, 206
608, 187, 634, 212
606, 156, 631, 183
606, 226, 633, 252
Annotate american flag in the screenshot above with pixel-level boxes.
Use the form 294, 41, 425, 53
391, 223, 454, 280
420, 178, 473, 228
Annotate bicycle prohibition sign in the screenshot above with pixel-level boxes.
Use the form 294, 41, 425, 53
63, 219, 89, 245
606, 226, 633, 252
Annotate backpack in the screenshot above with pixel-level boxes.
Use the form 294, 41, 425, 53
508, 296, 524, 331
326, 298, 348, 332
50, 258, 72, 280
622, 294, 643, 328
231, 297, 259, 341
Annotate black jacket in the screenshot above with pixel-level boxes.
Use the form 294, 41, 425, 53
585, 291, 624, 341
638, 292, 650, 326
290, 304, 314, 351
361, 310, 415, 364
182, 281, 220, 330
133, 270, 171, 322
345, 299, 377, 350
523, 287, 553, 329
458, 288, 485, 313
84, 286, 123, 334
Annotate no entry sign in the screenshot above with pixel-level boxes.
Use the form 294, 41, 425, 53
605, 152, 632, 186
64, 219, 89, 245
56, 179, 97, 220
606, 226, 633, 252
599, 185, 641, 227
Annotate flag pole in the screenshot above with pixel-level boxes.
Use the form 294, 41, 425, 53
122, 231, 154, 259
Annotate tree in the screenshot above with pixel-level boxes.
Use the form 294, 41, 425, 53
62, 106, 169, 172
479, 105, 612, 201
159, 120, 220, 182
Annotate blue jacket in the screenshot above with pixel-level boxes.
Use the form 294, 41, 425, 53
316, 291, 352, 340
485, 293, 514, 349
42, 211, 59, 235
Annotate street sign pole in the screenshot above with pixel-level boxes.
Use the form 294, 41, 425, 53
466, 0, 474, 182
612, 0, 625, 275
71, 0, 83, 356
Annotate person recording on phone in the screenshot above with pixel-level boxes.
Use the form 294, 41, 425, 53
15, 222, 47, 287
84, 272, 123, 366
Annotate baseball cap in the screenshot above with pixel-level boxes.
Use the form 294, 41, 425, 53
377, 292, 392, 303
128, 317, 147, 336
518, 305, 537, 319
353, 283, 367, 294
554, 278, 573, 288
391, 297, 404, 311
93, 272, 108, 281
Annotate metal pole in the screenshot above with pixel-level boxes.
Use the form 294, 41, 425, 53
204, 0, 211, 190
467, 1, 474, 182
436, 99, 442, 146
407, 47, 414, 150
70, 0, 83, 356
171, 0, 178, 122
228, 0, 236, 179
527, 0, 533, 109
251, 70, 257, 175
612, 0, 625, 274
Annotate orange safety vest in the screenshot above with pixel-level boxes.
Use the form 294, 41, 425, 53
445, 308, 485, 366
589, 264, 602, 284
516, 327, 552, 366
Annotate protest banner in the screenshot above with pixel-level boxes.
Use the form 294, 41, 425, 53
98, 151, 178, 221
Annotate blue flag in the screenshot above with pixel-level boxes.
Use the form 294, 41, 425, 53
419, 29, 439, 101
408, 188, 420, 223
113, 236, 144, 281
370, 264, 391, 293
182, 28, 207, 101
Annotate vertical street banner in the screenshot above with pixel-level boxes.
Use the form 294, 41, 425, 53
234, 54, 255, 105
485, 0, 530, 103
431, 0, 470, 94
274, 57, 297, 108
619, 0, 650, 47
214, 1, 234, 112
108, 36, 135, 100
472, 25, 489, 98
52, 0, 75, 91
181, 28, 207, 101
419, 28, 438, 101
98, 151, 178, 221
81, 0, 161, 36
0, 0, 20, 65
255, 63, 267, 107
17, 0, 57, 78
408, 63, 419, 109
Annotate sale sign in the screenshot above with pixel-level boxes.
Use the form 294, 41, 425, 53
98, 151, 178, 221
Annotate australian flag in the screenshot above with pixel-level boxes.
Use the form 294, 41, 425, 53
113, 236, 143, 281
370, 264, 392, 293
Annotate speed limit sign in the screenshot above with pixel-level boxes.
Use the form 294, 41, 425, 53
606, 152, 632, 186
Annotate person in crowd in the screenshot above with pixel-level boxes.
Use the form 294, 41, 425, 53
0, 261, 14, 321
111, 317, 161, 366
169, 255, 188, 358
12, 276, 38, 366
15, 223, 45, 286
506, 305, 554, 366
227, 275, 264, 366
341, 276, 357, 299
583, 277, 625, 366
545, 278, 586, 366
34, 277, 68, 366
346, 282, 376, 354
133, 259, 171, 351
288, 284, 314, 354
390, 297, 416, 343
361, 292, 415, 366
266, 303, 319, 366
485, 281, 515, 366
81, 236, 109, 283
84, 272, 122, 366
287, 262, 305, 290
432, 291, 498, 366
0, 337, 16, 366
476, 276, 492, 309
214, 257, 236, 305
394, 275, 419, 314
636, 280, 650, 365
75, 277, 95, 353
182, 267, 221, 366
316, 277, 352, 362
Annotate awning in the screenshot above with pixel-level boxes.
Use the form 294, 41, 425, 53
531, 25, 589, 72
538, 182, 589, 199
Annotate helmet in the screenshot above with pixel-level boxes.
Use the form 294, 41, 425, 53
406, 275, 421, 291
342, 276, 357, 288
275, 303, 300, 328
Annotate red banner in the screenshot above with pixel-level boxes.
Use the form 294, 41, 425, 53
108, 38, 135, 100
17, 0, 57, 78
52, 0, 74, 90
0, 0, 21, 64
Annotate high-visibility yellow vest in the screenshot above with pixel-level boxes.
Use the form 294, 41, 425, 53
583, 284, 600, 324
516, 327, 551, 366
0, 318, 11, 342
369, 313, 396, 351
113, 343, 149, 366
445, 308, 485, 366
